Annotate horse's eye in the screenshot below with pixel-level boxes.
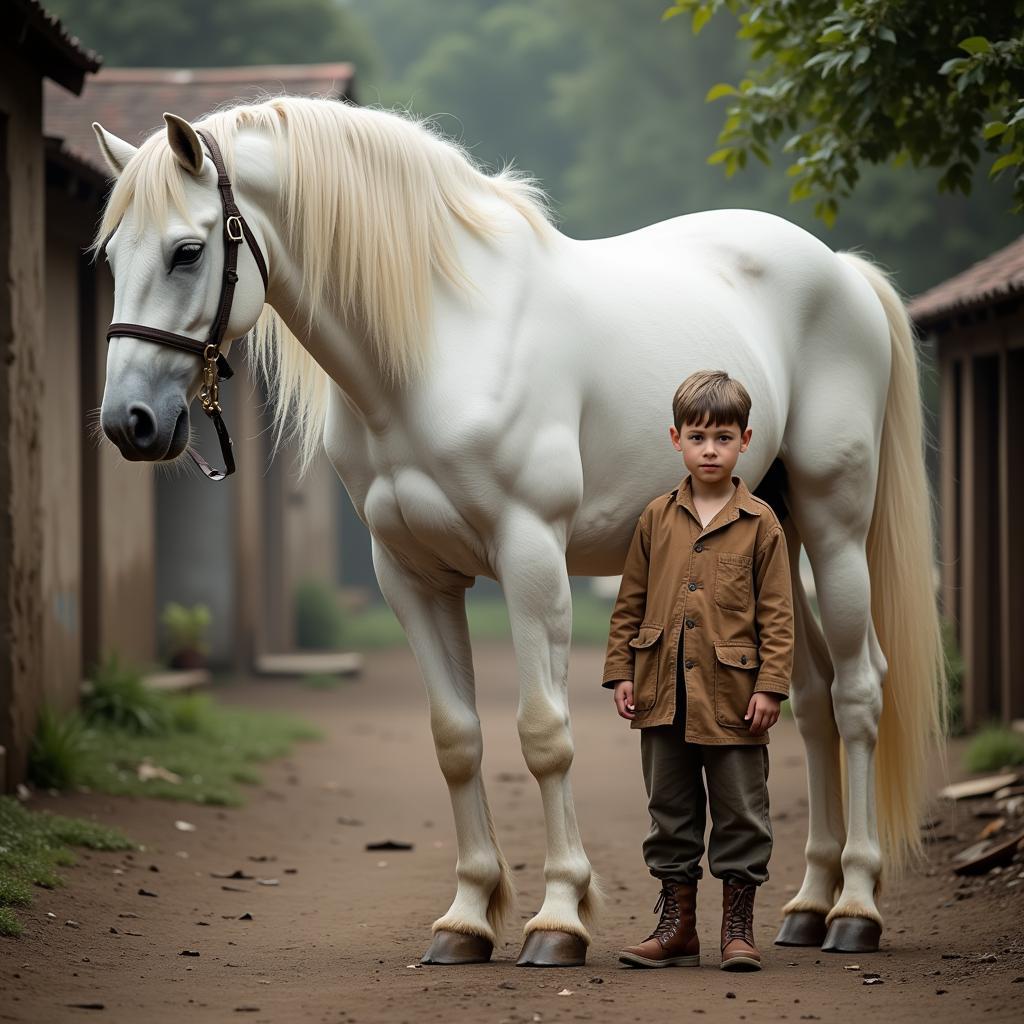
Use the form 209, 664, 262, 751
171, 243, 203, 269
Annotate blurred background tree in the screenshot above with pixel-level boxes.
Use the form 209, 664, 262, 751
45, 0, 377, 73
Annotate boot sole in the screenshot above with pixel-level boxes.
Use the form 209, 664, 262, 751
619, 952, 700, 969
720, 955, 761, 971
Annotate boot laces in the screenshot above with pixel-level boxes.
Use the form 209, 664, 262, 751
724, 884, 755, 943
649, 884, 682, 943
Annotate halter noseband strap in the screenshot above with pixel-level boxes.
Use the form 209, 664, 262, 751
105, 128, 268, 481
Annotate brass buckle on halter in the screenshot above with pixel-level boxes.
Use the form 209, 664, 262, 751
225, 215, 244, 242
199, 343, 222, 415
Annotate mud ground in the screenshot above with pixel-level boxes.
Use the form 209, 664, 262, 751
2, 645, 1022, 1023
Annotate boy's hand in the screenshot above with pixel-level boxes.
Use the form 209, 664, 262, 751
744, 691, 782, 735
611, 680, 636, 720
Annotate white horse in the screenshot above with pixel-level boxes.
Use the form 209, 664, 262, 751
91, 96, 945, 966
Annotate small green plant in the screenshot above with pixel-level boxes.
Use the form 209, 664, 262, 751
295, 579, 345, 649
0, 796, 135, 936
27, 708, 88, 790
83, 654, 170, 735
161, 602, 212, 668
964, 725, 1024, 774
168, 693, 213, 733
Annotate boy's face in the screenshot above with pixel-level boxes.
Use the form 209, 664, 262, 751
669, 417, 752, 486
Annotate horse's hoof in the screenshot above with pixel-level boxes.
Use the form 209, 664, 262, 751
774, 910, 828, 947
821, 916, 882, 953
420, 930, 493, 965
516, 930, 587, 967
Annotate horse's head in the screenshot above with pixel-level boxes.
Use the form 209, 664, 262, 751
93, 113, 267, 464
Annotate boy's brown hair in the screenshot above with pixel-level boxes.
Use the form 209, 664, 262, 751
672, 369, 751, 433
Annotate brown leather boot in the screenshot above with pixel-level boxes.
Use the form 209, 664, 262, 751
720, 881, 761, 971
619, 881, 700, 968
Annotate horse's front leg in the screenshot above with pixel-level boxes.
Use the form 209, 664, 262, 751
496, 510, 601, 968
373, 542, 514, 964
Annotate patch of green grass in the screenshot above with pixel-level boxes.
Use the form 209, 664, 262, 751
0, 796, 135, 937
73, 698, 320, 806
342, 593, 617, 650
964, 725, 1024, 774
302, 673, 349, 690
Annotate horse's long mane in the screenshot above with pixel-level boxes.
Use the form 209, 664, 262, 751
95, 95, 553, 471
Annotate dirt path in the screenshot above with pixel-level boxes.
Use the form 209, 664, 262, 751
2, 645, 1022, 1023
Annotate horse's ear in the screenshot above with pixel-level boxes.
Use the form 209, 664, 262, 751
163, 113, 205, 176
92, 122, 138, 177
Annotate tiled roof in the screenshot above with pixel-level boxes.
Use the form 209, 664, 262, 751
44, 62, 355, 175
5, 0, 101, 94
909, 234, 1024, 326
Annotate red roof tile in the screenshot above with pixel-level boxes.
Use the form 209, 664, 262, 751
909, 233, 1024, 326
44, 62, 355, 175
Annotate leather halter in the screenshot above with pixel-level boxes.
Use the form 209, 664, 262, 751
105, 129, 269, 481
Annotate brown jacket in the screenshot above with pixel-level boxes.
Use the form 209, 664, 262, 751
602, 475, 793, 744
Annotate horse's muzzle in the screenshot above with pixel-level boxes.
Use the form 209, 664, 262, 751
103, 399, 189, 461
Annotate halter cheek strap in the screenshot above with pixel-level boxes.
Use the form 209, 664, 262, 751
105, 128, 269, 481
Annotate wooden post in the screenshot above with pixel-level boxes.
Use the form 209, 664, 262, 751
0, 64, 46, 789
938, 344, 959, 630
1002, 337, 1024, 721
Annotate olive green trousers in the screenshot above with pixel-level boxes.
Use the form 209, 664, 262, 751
639, 716, 773, 887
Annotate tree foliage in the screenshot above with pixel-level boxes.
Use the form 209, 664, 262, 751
45, 0, 377, 73
662, 1, 1024, 222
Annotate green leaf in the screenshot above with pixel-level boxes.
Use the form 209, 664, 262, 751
707, 148, 732, 165
938, 57, 968, 76
816, 29, 843, 45
705, 83, 738, 102
877, 27, 896, 45
990, 151, 1023, 176
958, 36, 992, 56
983, 121, 1008, 140
693, 6, 712, 35
662, 5, 685, 21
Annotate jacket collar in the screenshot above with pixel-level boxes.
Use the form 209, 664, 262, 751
673, 474, 761, 532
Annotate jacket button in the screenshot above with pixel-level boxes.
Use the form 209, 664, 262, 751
694, 542, 703, 552
688, 582, 697, 592
684, 660, 694, 670
740, 655, 748, 664
685, 619, 695, 629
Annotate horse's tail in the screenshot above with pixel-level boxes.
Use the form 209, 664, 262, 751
838, 252, 948, 877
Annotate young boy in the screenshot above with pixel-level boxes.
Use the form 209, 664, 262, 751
603, 369, 793, 972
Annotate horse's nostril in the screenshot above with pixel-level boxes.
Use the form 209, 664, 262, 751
126, 402, 157, 449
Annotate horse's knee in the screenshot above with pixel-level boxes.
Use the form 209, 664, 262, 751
830, 672, 883, 746
431, 707, 483, 785
517, 699, 574, 778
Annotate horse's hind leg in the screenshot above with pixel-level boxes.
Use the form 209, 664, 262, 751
496, 511, 599, 968
785, 432, 888, 953
373, 543, 513, 964
776, 516, 846, 947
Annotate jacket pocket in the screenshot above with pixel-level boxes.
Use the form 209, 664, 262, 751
713, 641, 760, 728
714, 552, 753, 612
628, 622, 663, 711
